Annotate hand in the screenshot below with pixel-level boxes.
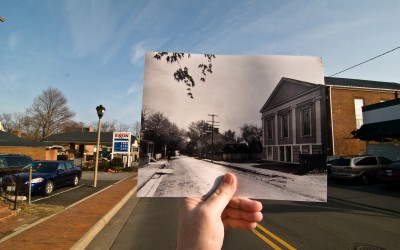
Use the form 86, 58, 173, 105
177, 173, 263, 250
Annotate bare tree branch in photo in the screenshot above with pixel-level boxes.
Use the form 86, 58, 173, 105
153, 52, 216, 98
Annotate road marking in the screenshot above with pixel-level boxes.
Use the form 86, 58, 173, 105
31, 184, 84, 203
252, 224, 296, 250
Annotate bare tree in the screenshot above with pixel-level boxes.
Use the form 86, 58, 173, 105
62, 121, 84, 132
142, 111, 186, 155
28, 87, 75, 140
117, 123, 131, 132
239, 123, 262, 153
132, 121, 141, 138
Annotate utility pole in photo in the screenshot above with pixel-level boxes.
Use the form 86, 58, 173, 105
207, 114, 220, 163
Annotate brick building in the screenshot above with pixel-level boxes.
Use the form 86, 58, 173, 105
326, 77, 400, 156
0, 131, 57, 160
351, 96, 400, 161
260, 77, 400, 163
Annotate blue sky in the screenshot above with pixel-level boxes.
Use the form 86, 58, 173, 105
1, 1, 400, 128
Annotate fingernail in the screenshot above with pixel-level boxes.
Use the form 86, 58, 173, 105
223, 173, 234, 184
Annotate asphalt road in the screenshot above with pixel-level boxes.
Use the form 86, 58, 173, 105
31, 171, 132, 206
89, 178, 400, 249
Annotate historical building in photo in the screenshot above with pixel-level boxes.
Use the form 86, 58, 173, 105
260, 76, 400, 164
260, 78, 329, 163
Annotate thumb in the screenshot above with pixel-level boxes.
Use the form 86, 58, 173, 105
204, 173, 237, 214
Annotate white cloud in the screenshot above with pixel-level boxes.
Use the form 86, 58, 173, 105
127, 83, 141, 96
130, 42, 146, 66
7, 34, 18, 51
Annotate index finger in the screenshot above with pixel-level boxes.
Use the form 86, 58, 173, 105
227, 197, 263, 212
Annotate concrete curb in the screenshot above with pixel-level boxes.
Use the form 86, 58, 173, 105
71, 176, 138, 250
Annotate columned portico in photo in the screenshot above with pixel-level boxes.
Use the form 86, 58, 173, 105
260, 77, 328, 164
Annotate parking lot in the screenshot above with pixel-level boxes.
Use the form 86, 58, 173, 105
31, 171, 133, 206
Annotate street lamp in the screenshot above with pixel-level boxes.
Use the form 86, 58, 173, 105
93, 104, 106, 187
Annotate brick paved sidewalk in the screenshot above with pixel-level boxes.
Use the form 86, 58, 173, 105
0, 173, 137, 250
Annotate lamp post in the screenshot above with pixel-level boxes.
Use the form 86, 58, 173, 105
93, 104, 106, 187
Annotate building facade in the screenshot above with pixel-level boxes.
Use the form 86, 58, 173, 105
326, 77, 400, 156
261, 77, 400, 163
260, 78, 329, 163
352, 98, 400, 161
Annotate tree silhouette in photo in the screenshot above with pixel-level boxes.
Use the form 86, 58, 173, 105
153, 52, 216, 98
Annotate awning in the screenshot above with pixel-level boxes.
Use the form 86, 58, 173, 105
352, 119, 400, 141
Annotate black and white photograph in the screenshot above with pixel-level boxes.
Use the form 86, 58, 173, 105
138, 52, 327, 201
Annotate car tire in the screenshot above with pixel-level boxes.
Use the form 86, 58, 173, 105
360, 174, 370, 185
72, 175, 79, 187
44, 180, 54, 196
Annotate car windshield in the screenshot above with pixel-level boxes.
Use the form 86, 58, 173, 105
332, 158, 351, 166
25, 162, 58, 173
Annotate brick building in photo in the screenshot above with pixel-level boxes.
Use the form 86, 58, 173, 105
260, 77, 400, 164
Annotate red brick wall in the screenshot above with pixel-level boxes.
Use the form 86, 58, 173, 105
330, 87, 397, 156
0, 147, 58, 160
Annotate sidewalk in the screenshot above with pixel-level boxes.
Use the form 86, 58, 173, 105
0, 173, 137, 250
137, 159, 168, 190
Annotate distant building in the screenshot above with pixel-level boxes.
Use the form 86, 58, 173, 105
45, 132, 139, 165
0, 131, 56, 160
260, 77, 400, 163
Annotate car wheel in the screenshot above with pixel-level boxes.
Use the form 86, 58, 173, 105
44, 180, 54, 196
72, 175, 79, 187
360, 174, 370, 185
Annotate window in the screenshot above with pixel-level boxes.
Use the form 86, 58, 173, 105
354, 99, 364, 129
57, 162, 66, 170
65, 162, 74, 170
378, 157, 392, 165
281, 114, 289, 138
267, 146, 272, 158
301, 107, 311, 136
266, 118, 273, 140
355, 157, 377, 166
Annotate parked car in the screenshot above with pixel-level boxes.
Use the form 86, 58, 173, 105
0, 154, 33, 178
0, 154, 33, 168
0, 160, 82, 196
330, 155, 392, 185
378, 161, 400, 187
326, 155, 339, 175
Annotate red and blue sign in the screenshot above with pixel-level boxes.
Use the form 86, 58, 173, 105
112, 132, 131, 154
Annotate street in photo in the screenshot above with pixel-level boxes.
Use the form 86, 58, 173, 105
139, 53, 327, 201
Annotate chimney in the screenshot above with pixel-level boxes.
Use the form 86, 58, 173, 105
13, 130, 22, 137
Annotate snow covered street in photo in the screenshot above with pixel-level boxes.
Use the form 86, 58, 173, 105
138, 155, 326, 201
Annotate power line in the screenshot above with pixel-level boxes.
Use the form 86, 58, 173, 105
329, 46, 400, 77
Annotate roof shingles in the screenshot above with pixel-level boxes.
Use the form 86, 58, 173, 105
325, 77, 400, 90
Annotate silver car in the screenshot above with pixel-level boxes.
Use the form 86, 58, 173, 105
330, 155, 392, 184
